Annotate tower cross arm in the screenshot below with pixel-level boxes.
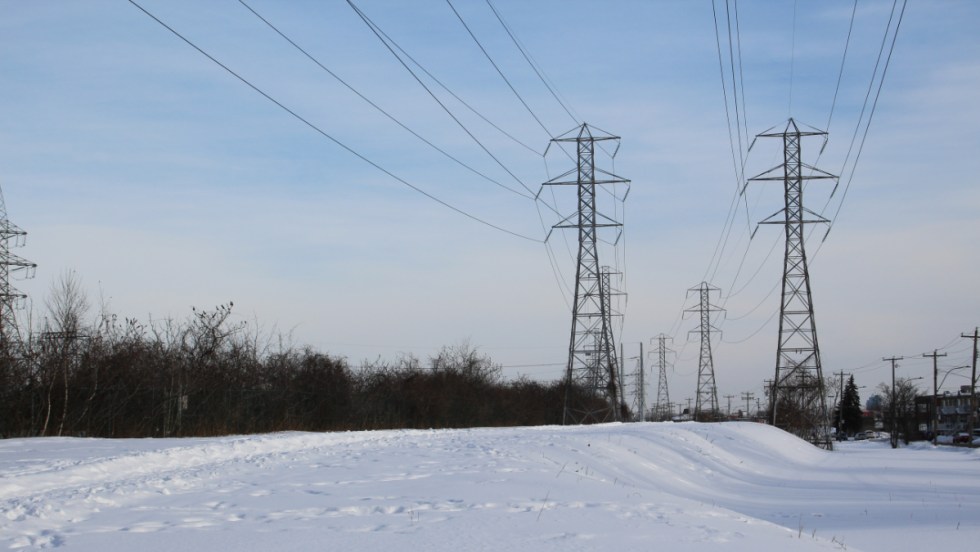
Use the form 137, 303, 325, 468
0, 254, 37, 269
748, 165, 837, 182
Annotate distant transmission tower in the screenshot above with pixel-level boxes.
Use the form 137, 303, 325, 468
629, 341, 645, 421
651, 334, 673, 421
684, 282, 723, 422
747, 118, 835, 450
543, 124, 629, 424
0, 185, 36, 352
602, 266, 628, 416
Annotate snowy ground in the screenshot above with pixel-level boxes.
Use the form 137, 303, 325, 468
2, 422, 978, 551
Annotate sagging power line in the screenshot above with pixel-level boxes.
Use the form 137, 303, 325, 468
128, 0, 540, 243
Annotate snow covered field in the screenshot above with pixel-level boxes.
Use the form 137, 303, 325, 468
2, 422, 978, 551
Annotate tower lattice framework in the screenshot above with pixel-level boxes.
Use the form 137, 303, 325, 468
652, 334, 672, 421
748, 118, 835, 450
0, 185, 36, 352
630, 341, 645, 422
685, 282, 722, 421
543, 124, 629, 424
601, 266, 628, 416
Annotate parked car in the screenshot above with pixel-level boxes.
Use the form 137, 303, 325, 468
853, 432, 867, 441
863, 430, 876, 440
954, 432, 973, 444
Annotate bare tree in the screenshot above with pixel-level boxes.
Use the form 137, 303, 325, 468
878, 378, 921, 446
46, 270, 89, 336
41, 270, 90, 436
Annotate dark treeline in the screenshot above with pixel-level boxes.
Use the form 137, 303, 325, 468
1, 278, 567, 438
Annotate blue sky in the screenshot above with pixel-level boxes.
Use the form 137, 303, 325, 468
1, 0, 978, 408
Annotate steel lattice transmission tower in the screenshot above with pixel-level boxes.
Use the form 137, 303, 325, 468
542, 124, 629, 424
747, 118, 835, 450
684, 282, 723, 422
0, 185, 36, 352
602, 265, 628, 416
629, 341, 645, 421
651, 334, 673, 421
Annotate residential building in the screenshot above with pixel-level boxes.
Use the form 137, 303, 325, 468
914, 386, 978, 441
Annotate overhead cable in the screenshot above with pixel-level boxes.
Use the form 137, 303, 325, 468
445, 0, 555, 140
127, 0, 541, 243
823, 0, 907, 242
347, 0, 538, 199
484, 0, 579, 125
237, 0, 534, 201
347, 2, 542, 157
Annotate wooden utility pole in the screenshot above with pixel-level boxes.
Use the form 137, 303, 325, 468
741, 392, 754, 419
763, 379, 774, 420
724, 394, 735, 417
923, 349, 947, 445
884, 356, 904, 449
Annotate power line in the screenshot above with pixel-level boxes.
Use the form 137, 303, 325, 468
446, 0, 555, 141
733, 0, 750, 161
724, 231, 781, 301
710, 208, 755, 297
832, 0, 900, 197
823, 0, 907, 242
711, 0, 742, 188
790, 0, 856, 235
725, 0, 747, 178
127, 0, 540, 243
444, 0, 583, 170
791, 1, 904, 291
344, 0, 578, 308
484, 0, 578, 125
499, 362, 564, 369
350, 6, 544, 158
347, 0, 577, 227
788, 0, 798, 116
236, 0, 535, 201
689, 3, 804, 351
705, 0, 752, 286
347, 0, 539, 200
825, 0, 858, 134
721, 302, 779, 344
725, 279, 779, 323
704, 183, 745, 285
535, 200, 574, 310
542, 155, 582, 294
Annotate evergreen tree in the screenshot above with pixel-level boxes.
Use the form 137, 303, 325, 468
841, 375, 863, 435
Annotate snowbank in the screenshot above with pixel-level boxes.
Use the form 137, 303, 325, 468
2, 423, 978, 551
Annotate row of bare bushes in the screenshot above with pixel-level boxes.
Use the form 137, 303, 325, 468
0, 275, 568, 438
